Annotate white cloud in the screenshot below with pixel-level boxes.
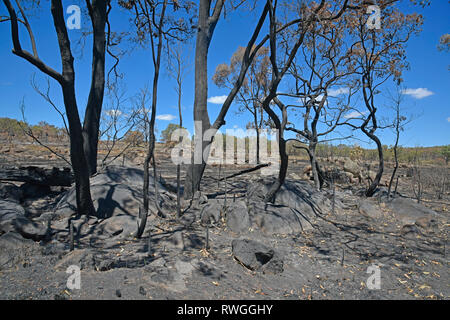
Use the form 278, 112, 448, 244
156, 114, 176, 121
328, 87, 349, 97
296, 88, 349, 104
105, 110, 122, 117
447, 117, 450, 123
344, 110, 368, 119
316, 94, 325, 102
401, 88, 434, 99
207, 95, 228, 104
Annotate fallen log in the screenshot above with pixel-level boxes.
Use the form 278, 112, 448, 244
218, 163, 270, 181
0, 166, 74, 186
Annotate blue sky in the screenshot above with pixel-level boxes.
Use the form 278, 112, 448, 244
0, 0, 448, 148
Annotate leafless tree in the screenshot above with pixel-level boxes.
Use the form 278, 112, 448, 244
183, 0, 270, 199
2, 0, 113, 215
184, 0, 355, 201
212, 45, 270, 164
282, 14, 358, 190
167, 42, 190, 218
120, 0, 195, 237
258, 1, 353, 202
387, 88, 411, 199
346, 1, 423, 197
99, 83, 140, 168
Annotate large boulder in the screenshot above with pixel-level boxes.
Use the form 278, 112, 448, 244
0, 200, 25, 234
343, 158, 360, 176
386, 197, 440, 225
358, 199, 383, 219
0, 182, 23, 202
225, 200, 250, 234
13, 216, 49, 241
249, 202, 313, 234
95, 214, 138, 239
54, 166, 168, 219
200, 200, 223, 225
0, 200, 48, 241
247, 178, 335, 218
231, 239, 283, 274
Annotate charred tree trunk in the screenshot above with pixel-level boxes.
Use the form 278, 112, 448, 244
136, 0, 167, 238
309, 142, 322, 190
53, 1, 95, 216
176, 69, 183, 218
82, 0, 108, 176
263, 134, 288, 203
183, 1, 268, 198
362, 128, 384, 197
388, 104, 401, 199
309, 142, 325, 190
61, 80, 96, 216
183, 0, 221, 200
3, 0, 97, 216
253, 109, 260, 164
263, 97, 288, 202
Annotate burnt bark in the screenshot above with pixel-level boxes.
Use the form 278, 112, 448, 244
52, 0, 95, 215
263, 134, 288, 203
2, 0, 110, 216
183, 0, 223, 199
253, 107, 261, 164
363, 128, 384, 197
309, 141, 324, 191
184, 1, 269, 199
136, 0, 167, 238
82, 0, 108, 176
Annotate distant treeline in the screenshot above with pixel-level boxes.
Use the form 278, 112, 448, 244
0, 117, 68, 143
1, 117, 448, 165
287, 142, 450, 165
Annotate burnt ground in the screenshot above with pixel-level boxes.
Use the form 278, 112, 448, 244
0, 145, 448, 300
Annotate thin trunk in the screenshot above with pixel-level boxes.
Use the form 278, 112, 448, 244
309, 142, 322, 191
253, 108, 260, 164
363, 130, 384, 197
176, 77, 183, 217
136, 0, 167, 238
388, 108, 400, 199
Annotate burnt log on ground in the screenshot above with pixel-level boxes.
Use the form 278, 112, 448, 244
0, 166, 73, 187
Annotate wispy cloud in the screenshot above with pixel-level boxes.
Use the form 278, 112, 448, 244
156, 114, 176, 121
328, 87, 349, 97
207, 95, 227, 104
344, 110, 368, 119
401, 88, 434, 99
296, 87, 349, 104
105, 110, 122, 117
447, 117, 450, 123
